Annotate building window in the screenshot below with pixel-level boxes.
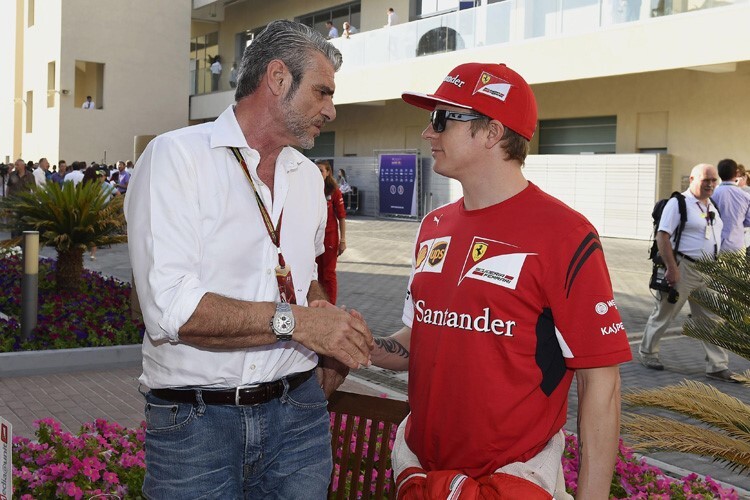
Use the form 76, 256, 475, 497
190, 31, 218, 95
28, 0, 34, 27
297, 2, 361, 39
26, 91, 33, 133
75, 61, 104, 109
538, 116, 617, 154
47, 61, 55, 108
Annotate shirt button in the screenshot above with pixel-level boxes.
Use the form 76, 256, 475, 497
267, 269, 272, 275
250, 364, 256, 370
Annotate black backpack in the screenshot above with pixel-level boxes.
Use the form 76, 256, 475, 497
648, 192, 687, 263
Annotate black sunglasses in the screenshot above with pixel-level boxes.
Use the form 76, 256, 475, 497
429, 109, 485, 133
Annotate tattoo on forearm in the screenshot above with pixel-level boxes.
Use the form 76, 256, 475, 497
374, 337, 409, 358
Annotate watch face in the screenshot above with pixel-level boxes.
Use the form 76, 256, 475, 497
273, 314, 294, 334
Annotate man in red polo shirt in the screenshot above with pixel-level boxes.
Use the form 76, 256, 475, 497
371, 62, 631, 499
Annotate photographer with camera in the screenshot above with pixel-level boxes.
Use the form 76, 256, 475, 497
639, 163, 741, 383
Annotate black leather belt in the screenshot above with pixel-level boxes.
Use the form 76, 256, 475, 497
676, 251, 697, 263
150, 369, 314, 406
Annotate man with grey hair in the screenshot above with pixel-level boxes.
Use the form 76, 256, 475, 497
639, 163, 740, 382
126, 20, 373, 498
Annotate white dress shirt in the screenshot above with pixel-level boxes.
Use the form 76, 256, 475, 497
659, 190, 723, 259
32, 168, 47, 187
63, 170, 85, 185
125, 105, 327, 389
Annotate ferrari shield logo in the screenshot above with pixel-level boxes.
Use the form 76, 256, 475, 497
472, 242, 488, 262
481, 73, 491, 85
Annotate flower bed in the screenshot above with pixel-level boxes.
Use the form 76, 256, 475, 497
0, 252, 143, 352
11, 418, 740, 499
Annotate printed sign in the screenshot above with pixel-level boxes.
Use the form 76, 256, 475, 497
378, 154, 418, 216
1, 416, 11, 500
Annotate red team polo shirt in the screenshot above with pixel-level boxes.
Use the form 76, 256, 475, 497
402, 182, 632, 478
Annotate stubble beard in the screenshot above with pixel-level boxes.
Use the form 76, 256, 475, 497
281, 98, 317, 150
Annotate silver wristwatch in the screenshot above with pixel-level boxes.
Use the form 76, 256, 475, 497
270, 302, 295, 342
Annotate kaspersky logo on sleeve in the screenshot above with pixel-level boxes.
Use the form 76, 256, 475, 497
459, 236, 535, 289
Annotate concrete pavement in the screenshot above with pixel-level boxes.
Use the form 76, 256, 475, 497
0, 218, 748, 494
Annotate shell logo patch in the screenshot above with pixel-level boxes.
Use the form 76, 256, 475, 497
473, 72, 512, 102
413, 236, 451, 275
416, 245, 429, 268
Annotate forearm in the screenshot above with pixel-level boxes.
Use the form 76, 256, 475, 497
371, 326, 411, 371
179, 292, 277, 348
575, 366, 622, 499
339, 219, 346, 242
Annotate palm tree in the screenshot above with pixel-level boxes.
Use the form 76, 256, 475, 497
622, 251, 750, 474
1, 181, 127, 291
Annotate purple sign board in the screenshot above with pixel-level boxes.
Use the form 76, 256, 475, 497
378, 154, 418, 216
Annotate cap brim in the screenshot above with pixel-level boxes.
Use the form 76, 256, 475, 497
401, 91, 473, 112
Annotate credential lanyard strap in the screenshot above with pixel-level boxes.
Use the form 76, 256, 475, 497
229, 147, 296, 303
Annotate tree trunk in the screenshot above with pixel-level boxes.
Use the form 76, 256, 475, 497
55, 248, 85, 292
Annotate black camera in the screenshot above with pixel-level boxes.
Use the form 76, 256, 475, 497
0, 163, 8, 177
649, 264, 679, 304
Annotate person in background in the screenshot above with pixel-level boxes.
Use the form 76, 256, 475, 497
50, 160, 66, 186
342, 21, 358, 38
229, 61, 238, 89
712, 158, 750, 256
7, 158, 36, 237
337, 168, 352, 193
640, 163, 740, 383
210, 55, 222, 91
64, 161, 85, 185
386, 7, 399, 26
89, 170, 120, 261
325, 20, 339, 39
315, 160, 347, 304
82, 96, 95, 109
7, 158, 35, 197
33, 157, 50, 187
115, 161, 130, 195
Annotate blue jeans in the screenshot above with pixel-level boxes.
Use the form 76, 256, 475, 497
142, 375, 332, 499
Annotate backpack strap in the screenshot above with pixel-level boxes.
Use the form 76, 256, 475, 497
671, 192, 687, 255
709, 197, 721, 218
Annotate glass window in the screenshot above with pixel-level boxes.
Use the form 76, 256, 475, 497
190, 31, 219, 95
75, 61, 104, 109
296, 2, 361, 37
538, 116, 617, 154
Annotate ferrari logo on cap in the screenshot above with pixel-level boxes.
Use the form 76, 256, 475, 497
473, 72, 511, 102
472, 242, 488, 262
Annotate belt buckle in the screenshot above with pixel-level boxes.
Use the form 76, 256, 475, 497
234, 384, 259, 405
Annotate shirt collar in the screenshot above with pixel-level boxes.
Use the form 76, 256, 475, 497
209, 105, 301, 173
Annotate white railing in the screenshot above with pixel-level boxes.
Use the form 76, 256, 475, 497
329, 0, 746, 71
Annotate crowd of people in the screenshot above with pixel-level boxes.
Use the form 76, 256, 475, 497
1, 158, 133, 194
1, 157, 132, 255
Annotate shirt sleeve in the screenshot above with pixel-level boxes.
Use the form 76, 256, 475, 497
657, 197, 681, 236
332, 188, 346, 220
545, 223, 632, 369
313, 186, 327, 261
124, 135, 209, 342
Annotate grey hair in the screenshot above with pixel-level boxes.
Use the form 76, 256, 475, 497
234, 20, 342, 102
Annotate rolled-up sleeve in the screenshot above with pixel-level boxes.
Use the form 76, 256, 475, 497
125, 135, 208, 342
